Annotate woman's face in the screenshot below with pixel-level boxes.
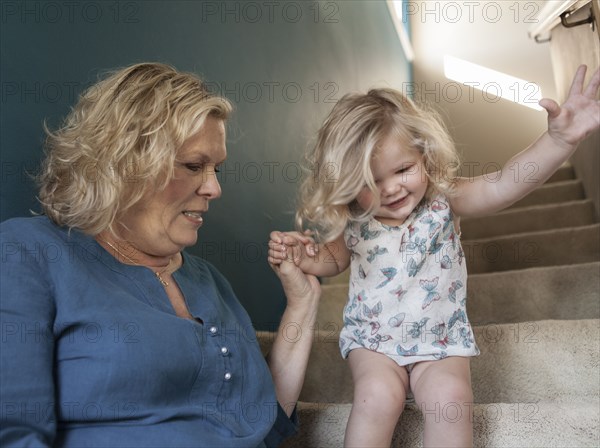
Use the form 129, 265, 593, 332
118, 116, 226, 257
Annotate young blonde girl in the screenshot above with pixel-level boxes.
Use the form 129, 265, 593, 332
268, 65, 599, 447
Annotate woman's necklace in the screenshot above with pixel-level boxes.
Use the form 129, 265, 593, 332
99, 238, 173, 287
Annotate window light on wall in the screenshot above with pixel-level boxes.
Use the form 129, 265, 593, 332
387, 0, 415, 62
443, 55, 543, 110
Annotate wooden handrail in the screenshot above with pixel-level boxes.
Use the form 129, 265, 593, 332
528, 0, 590, 42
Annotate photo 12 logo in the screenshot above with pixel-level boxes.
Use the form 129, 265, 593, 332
1, 1, 140, 24
199, 1, 339, 24
403, 1, 539, 24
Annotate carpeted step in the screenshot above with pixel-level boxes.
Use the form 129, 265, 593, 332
282, 401, 599, 448
546, 164, 575, 183
315, 263, 600, 328
321, 269, 349, 285
467, 262, 600, 324
471, 319, 600, 404
463, 224, 600, 274
461, 199, 595, 240
509, 179, 584, 208
257, 319, 600, 405
322, 224, 600, 285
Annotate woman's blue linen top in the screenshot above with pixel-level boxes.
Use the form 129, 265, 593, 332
0, 216, 297, 447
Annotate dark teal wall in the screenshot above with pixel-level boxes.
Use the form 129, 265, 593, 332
1, 1, 411, 329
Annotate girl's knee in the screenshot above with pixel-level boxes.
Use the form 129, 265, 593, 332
417, 374, 473, 408
443, 383, 472, 411
353, 375, 407, 417
412, 359, 472, 405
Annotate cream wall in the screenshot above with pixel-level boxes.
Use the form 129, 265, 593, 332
409, 0, 557, 175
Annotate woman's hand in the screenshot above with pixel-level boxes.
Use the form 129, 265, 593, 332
267, 232, 321, 417
269, 231, 321, 310
540, 65, 600, 151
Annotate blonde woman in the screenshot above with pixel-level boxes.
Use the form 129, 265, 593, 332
269, 66, 600, 447
1, 62, 321, 448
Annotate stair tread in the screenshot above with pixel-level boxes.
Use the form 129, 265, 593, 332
461, 199, 595, 239
321, 260, 600, 289
317, 263, 600, 325
546, 164, 575, 183
258, 319, 600, 405
283, 401, 599, 448
323, 224, 600, 284
469, 260, 600, 278
463, 224, 600, 273
509, 179, 584, 209
467, 262, 600, 323
463, 222, 600, 243
463, 198, 592, 219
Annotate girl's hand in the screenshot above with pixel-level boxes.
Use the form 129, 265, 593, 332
540, 65, 600, 151
268, 230, 317, 268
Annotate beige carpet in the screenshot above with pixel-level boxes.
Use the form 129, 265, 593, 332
259, 165, 600, 447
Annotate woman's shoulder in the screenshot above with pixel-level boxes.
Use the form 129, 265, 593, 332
0, 216, 98, 272
0, 215, 66, 241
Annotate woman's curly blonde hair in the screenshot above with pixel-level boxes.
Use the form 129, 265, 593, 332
37, 62, 232, 235
296, 88, 459, 242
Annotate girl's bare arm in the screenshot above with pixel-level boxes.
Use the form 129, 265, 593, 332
450, 65, 599, 218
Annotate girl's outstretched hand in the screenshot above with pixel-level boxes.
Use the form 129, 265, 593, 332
539, 65, 600, 150
268, 230, 317, 269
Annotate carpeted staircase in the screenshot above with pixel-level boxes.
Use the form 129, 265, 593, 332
259, 164, 600, 447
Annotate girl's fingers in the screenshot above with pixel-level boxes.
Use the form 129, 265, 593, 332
268, 240, 284, 252
282, 234, 301, 246
539, 98, 560, 119
269, 231, 284, 244
583, 66, 600, 98
567, 65, 587, 98
268, 244, 287, 260
296, 232, 315, 244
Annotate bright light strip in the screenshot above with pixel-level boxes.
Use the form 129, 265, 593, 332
392, 0, 403, 18
444, 55, 543, 110
387, 0, 415, 62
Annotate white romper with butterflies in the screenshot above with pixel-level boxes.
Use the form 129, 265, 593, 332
339, 194, 480, 366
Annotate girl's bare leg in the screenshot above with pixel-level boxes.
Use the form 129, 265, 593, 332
410, 357, 473, 448
344, 348, 410, 447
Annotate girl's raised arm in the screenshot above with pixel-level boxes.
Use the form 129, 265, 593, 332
449, 65, 600, 218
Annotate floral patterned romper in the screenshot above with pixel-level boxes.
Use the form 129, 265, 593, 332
339, 194, 480, 366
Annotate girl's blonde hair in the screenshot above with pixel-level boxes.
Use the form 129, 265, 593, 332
296, 88, 459, 242
38, 62, 232, 235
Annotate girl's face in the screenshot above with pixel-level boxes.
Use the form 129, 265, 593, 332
356, 132, 428, 227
